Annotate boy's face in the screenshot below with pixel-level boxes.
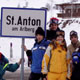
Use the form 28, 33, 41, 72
50, 23, 58, 30
70, 36, 78, 44
36, 34, 44, 42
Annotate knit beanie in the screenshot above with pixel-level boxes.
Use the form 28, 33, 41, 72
50, 17, 59, 25
70, 30, 78, 38
35, 27, 45, 37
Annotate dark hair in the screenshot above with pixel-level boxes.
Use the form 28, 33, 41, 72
35, 27, 45, 37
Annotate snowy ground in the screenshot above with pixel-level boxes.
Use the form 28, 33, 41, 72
4, 67, 31, 80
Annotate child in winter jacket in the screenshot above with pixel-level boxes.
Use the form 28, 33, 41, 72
23, 27, 50, 80
42, 30, 68, 80
0, 52, 22, 80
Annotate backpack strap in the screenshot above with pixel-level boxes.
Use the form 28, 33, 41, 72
3, 63, 9, 70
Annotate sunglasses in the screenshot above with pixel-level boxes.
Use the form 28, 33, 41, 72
56, 31, 65, 36
70, 31, 77, 36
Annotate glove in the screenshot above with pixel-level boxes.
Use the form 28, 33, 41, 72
42, 74, 47, 78
66, 77, 70, 80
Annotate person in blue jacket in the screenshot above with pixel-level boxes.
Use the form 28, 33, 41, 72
23, 27, 50, 80
0, 52, 22, 80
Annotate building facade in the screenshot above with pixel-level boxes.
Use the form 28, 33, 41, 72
56, 2, 80, 18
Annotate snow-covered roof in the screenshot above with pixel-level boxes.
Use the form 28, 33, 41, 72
73, 1, 80, 3
56, 1, 80, 5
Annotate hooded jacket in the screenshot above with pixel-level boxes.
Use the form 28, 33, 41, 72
67, 41, 80, 79
42, 41, 67, 74
26, 39, 50, 73
46, 28, 60, 41
68, 41, 80, 59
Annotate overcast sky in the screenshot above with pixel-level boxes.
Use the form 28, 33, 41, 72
0, 0, 79, 9
0, 0, 71, 21
0, 0, 70, 9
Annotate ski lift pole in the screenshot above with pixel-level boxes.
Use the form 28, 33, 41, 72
50, 0, 53, 18
21, 38, 25, 80
10, 42, 13, 59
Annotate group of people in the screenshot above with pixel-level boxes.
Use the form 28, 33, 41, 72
23, 17, 80, 80
0, 17, 80, 80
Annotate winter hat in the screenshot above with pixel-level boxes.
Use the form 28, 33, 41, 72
35, 27, 45, 37
70, 30, 78, 38
50, 17, 59, 26
56, 30, 65, 38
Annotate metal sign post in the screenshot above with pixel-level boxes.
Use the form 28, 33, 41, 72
21, 38, 25, 80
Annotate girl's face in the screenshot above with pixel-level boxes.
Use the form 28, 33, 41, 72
56, 35, 64, 43
36, 34, 44, 42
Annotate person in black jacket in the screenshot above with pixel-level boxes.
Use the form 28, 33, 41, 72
46, 17, 61, 41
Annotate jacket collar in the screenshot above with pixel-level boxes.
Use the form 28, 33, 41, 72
35, 38, 46, 45
71, 41, 80, 49
56, 41, 64, 46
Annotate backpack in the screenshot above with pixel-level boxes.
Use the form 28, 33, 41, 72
72, 52, 80, 65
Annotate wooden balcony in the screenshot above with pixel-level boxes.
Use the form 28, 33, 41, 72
57, 13, 80, 18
